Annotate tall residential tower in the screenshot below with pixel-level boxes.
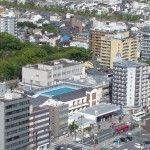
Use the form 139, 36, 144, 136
112, 60, 150, 112
141, 25, 150, 62
0, 11, 17, 36
90, 22, 138, 68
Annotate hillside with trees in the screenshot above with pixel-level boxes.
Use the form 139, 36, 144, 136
0, 33, 91, 79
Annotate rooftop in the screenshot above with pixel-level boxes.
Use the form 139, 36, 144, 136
114, 60, 148, 68
0, 91, 25, 102
93, 22, 127, 33
63, 75, 110, 88
24, 59, 83, 70
40, 99, 67, 107
76, 103, 120, 117
53, 87, 93, 102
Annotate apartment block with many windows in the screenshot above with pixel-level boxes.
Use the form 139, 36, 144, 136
90, 22, 138, 68
0, 11, 17, 36
141, 25, 150, 62
0, 92, 30, 150
112, 60, 150, 112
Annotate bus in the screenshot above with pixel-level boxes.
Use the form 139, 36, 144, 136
132, 111, 146, 121
115, 124, 129, 134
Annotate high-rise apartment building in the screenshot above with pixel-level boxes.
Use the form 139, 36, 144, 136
0, 92, 29, 150
112, 60, 150, 112
0, 11, 17, 36
90, 22, 138, 68
141, 25, 150, 62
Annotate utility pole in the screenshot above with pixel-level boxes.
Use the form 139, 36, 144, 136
78, 115, 84, 150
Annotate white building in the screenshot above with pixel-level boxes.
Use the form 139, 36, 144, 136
22, 59, 85, 87
0, 10, 17, 36
70, 41, 89, 49
112, 60, 150, 112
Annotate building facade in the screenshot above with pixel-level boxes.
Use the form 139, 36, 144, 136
112, 60, 150, 112
22, 59, 85, 87
89, 22, 138, 68
0, 92, 30, 150
0, 11, 17, 36
29, 96, 68, 150
29, 104, 50, 150
41, 100, 68, 138
141, 25, 150, 62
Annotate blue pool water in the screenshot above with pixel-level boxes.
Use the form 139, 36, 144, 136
39, 86, 78, 96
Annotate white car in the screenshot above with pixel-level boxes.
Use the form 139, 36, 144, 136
134, 143, 144, 149
84, 134, 90, 138
75, 137, 81, 142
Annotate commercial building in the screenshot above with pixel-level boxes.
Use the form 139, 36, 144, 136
141, 25, 150, 62
29, 96, 68, 150
0, 10, 17, 36
22, 59, 85, 88
0, 92, 30, 150
75, 103, 120, 124
112, 60, 150, 112
89, 22, 138, 68
62, 75, 111, 103
27, 83, 99, 114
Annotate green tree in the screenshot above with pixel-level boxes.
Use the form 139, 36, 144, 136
42, 24, 57, 33
68, 122, 79, 133
17, 21, 37, 28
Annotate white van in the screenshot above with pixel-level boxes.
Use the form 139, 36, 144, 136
134, 143, 144, 149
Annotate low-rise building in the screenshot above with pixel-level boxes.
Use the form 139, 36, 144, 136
73, 103, 120, 126
21, 59, 85, 88
62, 75, 111, 103
27, 84, 99, 114
70, 41, 89, 49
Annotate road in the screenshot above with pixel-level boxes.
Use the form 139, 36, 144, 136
73, 123, 125, 147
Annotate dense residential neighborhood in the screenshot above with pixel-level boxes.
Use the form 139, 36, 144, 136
0, 0, 149, 150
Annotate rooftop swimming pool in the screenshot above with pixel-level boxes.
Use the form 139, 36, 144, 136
37, 85, 79, 97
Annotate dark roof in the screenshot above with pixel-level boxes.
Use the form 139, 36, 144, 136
29, 95, 48, 106
53, 87, 93, 102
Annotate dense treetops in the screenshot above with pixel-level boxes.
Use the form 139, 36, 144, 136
0, 33, 91, 79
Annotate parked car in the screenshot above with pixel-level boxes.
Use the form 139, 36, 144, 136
55, 146, 65, 150
75, 137, 81, 142
120, 137, 128, 142
84, 134, 90, 138
134, 143, 144, 149
144, 141, 150, 144
126, 136, 132, 141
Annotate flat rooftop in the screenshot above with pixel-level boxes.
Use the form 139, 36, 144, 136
63, 75, 110, 88
0, 92, 25, 102
93, 22, 127, 33
114, 60, 148, 68
24, 59, 83, 70
76, 103, 120, 117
